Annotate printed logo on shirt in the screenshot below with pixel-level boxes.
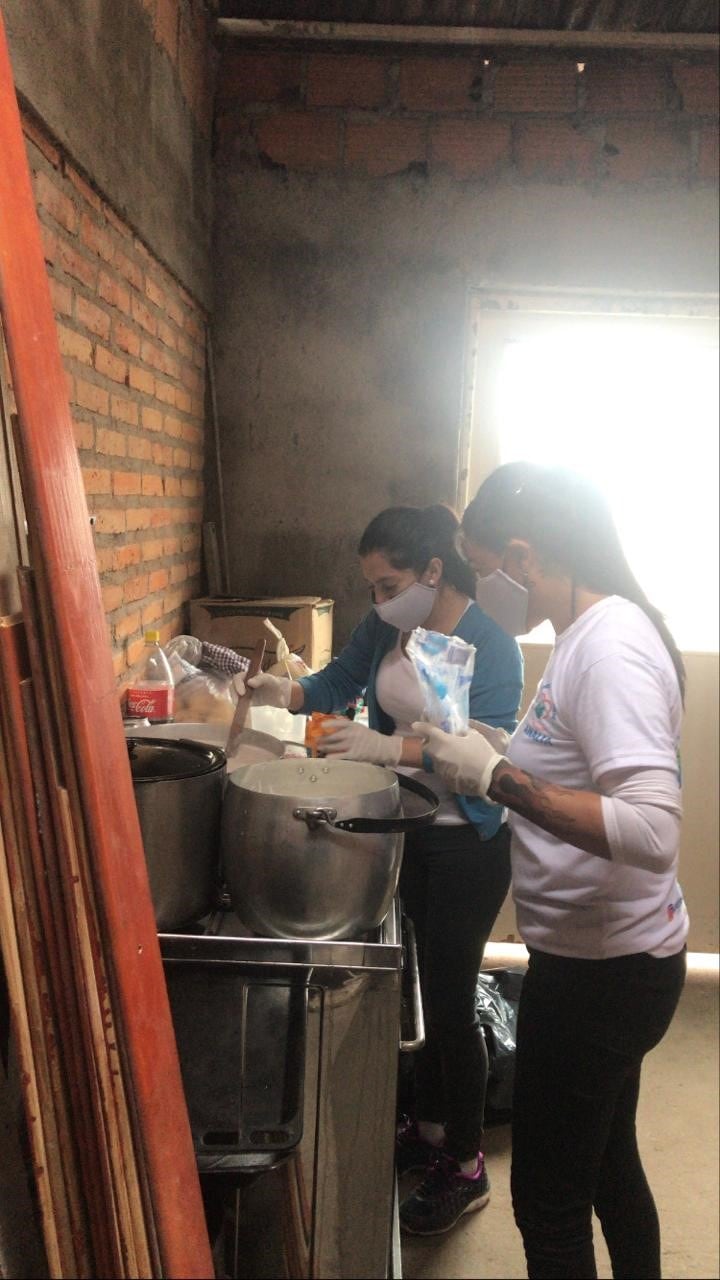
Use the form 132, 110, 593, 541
523, 683, 557, 745
666, 894, 685, 922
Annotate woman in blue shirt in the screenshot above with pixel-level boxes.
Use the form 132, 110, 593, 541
243, 505, 523, 1234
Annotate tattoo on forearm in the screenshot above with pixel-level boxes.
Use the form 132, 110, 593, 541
488, 762, 610, 858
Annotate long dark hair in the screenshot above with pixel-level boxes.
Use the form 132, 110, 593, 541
462, 462, 686, 701
358, 504, 476, 598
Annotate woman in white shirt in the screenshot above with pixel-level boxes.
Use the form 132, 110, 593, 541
417, 463, 687, 1279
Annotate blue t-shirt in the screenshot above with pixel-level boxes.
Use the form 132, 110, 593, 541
298, 604, 523, 839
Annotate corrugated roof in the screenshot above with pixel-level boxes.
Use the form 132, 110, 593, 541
217, 1, 718, 34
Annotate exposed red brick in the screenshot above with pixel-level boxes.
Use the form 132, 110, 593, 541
148, 568, 170, 593
515, 121, 598, 180
307, 54, 390, 109
114, 248, 144, 291
129, 365, 156, 395
165, 476, 182, 497
58, 325, 93, 365
112, 471, 142, 496
111, 395, 139, 426
256, 112, 342, 173
103, 202, 133, 241
128, 436, 153, 462
142, 598, 164, 628
102, 583, 124, 612
114, 543, 143, 570
145, 275, 165, 309
22, 115, 61, 167
75, 379, 110, 416
155, 380, 176, 406
59, 241, 97, 289
98, 272, 130, 314
50, 277, 73, 317
493, 62, 577, 114
94, 508, 126, 535
142, 538, 166, 561
72, 418, 95, 450
174, 388, 192, 413
584, 63, 667, 114
218, 51, 302, 105
673, 61, 720, 115
82, 467, 112, 495
113, 319, 141, 357
131, 295, 158, 336
40, 224, 59, 266
142, 472, 165, 497
157, 317, 177, 350
33, 169, 78, 234
116, 609, 141, 641
126, 508, 154, 532
142, 406, 164, 433
123, 574, 150, 604
605, 120, 689, 181
76, 295, 111, 340
173, 446, 190, 469
66, 165, 103, 213
96, 426, 127, 456
345, 119, 426, 177
80, 214, 115, 263
94, 345, 128, 384
430, 119, 511, 179
698, 125, 720, 180
398, 56, 481, 112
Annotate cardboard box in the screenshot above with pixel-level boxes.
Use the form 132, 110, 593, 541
190, 597, 334, 671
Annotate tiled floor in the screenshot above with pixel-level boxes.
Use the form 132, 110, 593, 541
401, 956, 719, 1280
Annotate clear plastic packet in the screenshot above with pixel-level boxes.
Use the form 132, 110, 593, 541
163, 647, 238, 725
406, 628, 476, 734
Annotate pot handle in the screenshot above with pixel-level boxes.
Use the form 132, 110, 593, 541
331, 774, 439, 835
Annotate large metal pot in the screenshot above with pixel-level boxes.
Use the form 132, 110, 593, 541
128, 737, 226, 930
221, 758, 438, 940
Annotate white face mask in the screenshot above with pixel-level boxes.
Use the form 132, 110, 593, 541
475, 569, 529, 637
374, 581, 436, 631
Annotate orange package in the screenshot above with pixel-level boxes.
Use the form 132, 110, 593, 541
304, 712, 339, 757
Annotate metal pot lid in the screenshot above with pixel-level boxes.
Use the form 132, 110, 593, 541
227, 758, 397, 799
127, 736, 226, 782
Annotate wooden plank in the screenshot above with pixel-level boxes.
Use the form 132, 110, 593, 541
0, 625, 77, 1276
0, 18, 213, 1278
18, 571, 151, 1278
218, 17, 720, 53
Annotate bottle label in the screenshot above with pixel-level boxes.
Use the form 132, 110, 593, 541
127, 686, 174, 721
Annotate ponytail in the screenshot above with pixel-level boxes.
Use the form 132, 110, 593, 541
463, 464, 686, 702
358, 504, 476, 598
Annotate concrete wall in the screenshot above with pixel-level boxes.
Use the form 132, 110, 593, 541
212, 45, 719, 646
4, 0, 215, 305
212, 45, 719, 950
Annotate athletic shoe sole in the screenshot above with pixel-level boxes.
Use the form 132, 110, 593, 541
400, 1188, 491, 1236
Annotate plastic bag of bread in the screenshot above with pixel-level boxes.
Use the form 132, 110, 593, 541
165, 649, 237, 725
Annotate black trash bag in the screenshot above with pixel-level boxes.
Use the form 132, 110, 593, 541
477, 967, 525, 1123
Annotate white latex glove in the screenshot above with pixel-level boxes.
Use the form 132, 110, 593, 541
468, 720, 511, 754
233, 671, 293, 709
412, 721, 506, 800
319, 719, 404, 767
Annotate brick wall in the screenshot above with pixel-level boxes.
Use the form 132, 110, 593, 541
215, 46, 719, 185
22, 113, 206, 683
140, 0, 215, 137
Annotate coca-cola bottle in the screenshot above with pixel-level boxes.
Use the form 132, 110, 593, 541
126, 630, 174, 723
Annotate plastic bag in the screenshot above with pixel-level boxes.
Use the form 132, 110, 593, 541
262, 619, 312, 680
476, 968, 524, 1121
164, 646, 238, 725
406, 628, 476, 734
165, 634, 250, 678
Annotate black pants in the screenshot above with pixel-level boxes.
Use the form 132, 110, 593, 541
399, 822, 511, 1162
511, 946, 686, 1279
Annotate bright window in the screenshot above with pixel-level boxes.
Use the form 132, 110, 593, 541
463, 297, 719, 651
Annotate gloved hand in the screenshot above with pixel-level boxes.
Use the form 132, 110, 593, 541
319, 719, 404, 767
412, 721, 506, 800
233, 671, 293, 709
469, 720, 511, 754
